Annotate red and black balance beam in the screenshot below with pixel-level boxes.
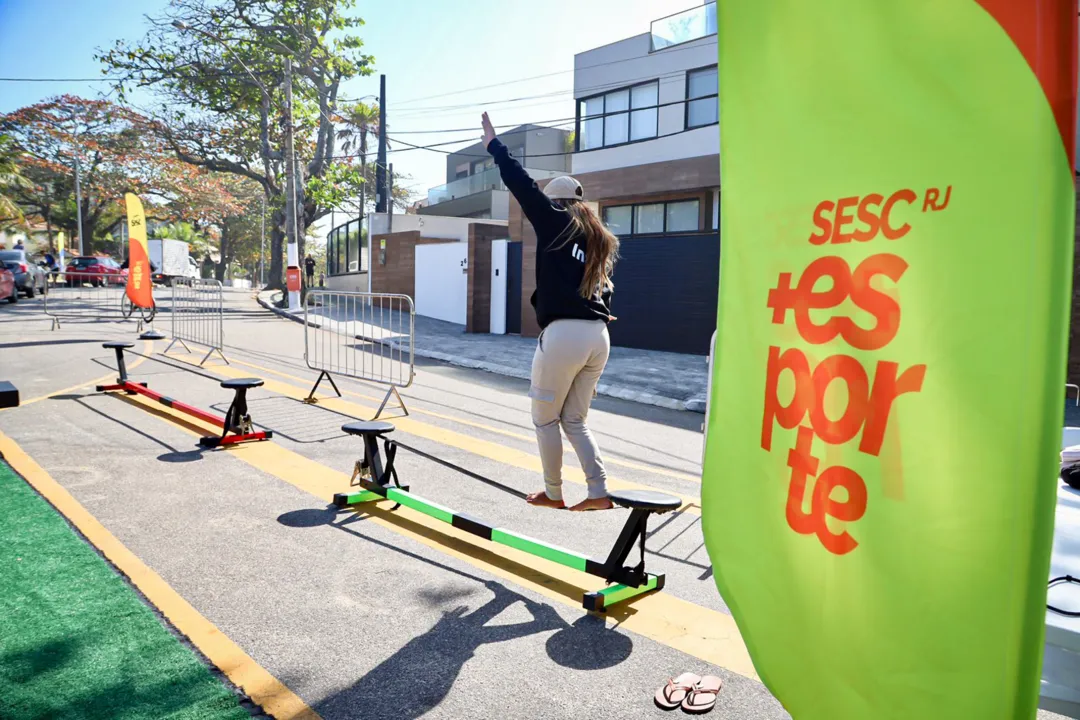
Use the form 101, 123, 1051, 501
97, 380, 271, 447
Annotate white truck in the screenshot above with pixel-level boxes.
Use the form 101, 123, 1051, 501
148, 238, 199, 284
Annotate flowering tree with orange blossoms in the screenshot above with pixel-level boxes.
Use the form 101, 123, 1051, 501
1, 95, 241, 254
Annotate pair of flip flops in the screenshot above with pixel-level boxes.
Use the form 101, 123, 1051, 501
654, 673, 723, 714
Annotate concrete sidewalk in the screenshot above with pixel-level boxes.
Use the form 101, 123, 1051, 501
257, 290, 709, 412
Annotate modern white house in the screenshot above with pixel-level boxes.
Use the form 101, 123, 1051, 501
573, 2, 719, 177
503, 1, 721, 352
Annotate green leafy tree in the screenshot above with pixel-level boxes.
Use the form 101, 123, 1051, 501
0, 134, 30, 226
100, 0, 377, 291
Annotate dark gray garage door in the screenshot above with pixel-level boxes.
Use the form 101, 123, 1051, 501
606, 232, 719, 355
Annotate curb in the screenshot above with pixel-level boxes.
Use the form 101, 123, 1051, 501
256, 291, 706, 413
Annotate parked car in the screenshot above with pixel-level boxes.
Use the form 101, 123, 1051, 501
64, 256, 124, 287
0, 249, 48, 298
0, 267, 16, 304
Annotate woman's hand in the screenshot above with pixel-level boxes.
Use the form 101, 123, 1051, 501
481, 112, 497, 147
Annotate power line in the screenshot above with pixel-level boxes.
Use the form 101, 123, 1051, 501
391, 69, 574, 107
390, 38, 717, 108
388, 67, 698, 120
373, 89, 709, 160
387, 116, 577, 135
0, 76, 123, 83
0, 69, 278, 83
383, 118, 711, 160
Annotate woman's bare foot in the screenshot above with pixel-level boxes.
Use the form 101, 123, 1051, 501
568, 497, 614, 512
526, 491, 566, 509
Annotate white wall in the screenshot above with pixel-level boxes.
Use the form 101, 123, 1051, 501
367, 213, 507, 243
326, 272, 368, 293
572, 32, 717, 175
489, 239, 508, 334
414, 242, 468, 325
491, 190, 510, 221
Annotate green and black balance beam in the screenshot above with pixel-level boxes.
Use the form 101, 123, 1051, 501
333, 484, 664, 612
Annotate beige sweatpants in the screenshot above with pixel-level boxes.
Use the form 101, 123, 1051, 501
529, 319, 610, 502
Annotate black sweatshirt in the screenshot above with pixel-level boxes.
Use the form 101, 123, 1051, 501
487, 138, 613, 329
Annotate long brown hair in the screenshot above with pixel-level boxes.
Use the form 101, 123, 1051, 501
551, 198, 620, 298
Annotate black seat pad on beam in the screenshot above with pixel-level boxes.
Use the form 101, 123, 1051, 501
102, 341, 135, 349
342, 421, 396, 437
220, 378, 264, 390
608, 489, 682, 513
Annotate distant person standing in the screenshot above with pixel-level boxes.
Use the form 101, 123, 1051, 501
44, 251, 58, 285
14, 239, 24, 250
304, 254, 316, 285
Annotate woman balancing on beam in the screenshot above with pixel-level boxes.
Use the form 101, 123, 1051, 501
482, 112, 620, 512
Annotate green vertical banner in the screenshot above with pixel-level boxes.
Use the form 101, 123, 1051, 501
704, 2, 1077, 718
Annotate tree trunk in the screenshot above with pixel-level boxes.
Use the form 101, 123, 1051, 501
214, 224, 230, 282
266, 206, 286, 292
45, 210, 53, 254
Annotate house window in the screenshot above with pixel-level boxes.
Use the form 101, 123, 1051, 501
347, 228, 360, 272
603, 198, 702, 236
336, 229, 346, 274
603, 205, 633, 236
327, 228, 338, 275
630, 83, 659, 140
687, 66, 718, 129
326, 220, 366, 276
578, 80, 660, 150
634, 203, 665, 234
666, 200, 699, 232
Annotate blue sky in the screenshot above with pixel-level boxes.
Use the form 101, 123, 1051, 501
0, 0, 682, 218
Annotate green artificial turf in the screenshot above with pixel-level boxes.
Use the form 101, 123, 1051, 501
0, 459, 252, 720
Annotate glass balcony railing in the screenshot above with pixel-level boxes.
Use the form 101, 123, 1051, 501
427, 166, 562, 206
650, 1, 716, 52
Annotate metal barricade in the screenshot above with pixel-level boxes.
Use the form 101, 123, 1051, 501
303, 290, 415, 419
43, 271, 158, 331
165, 277, 228, 366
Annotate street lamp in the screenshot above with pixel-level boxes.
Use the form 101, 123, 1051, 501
171, 19, 301, 310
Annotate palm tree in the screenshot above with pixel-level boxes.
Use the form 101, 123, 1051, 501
337, 101, 380, 171
152, 221, 210, 257
336, 101, 382, 217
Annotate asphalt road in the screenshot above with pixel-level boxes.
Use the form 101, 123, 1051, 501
0, 288, 1069, 720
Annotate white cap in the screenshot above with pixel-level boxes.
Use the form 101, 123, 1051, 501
543, 176, 584, 200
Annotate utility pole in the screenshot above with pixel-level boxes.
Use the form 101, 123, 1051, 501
387, 162, 394, 233
73, 155, 85, 256
375, 74, 387, 214
260, 194, 266, 287
69, 108, 86, 256
284, 57, 300, 311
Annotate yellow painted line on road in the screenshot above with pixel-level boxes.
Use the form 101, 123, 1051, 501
165, 355, 701, 515
225, 357, 703, 484
110, 390, 756, 681
9, 340, 152, 408
0, 430, 320, 720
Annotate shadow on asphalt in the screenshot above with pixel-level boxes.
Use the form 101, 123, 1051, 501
49, 394, 207, 463
209, 396, 349, 444
412, 357, 703, 432
278, 506, 636, 719
0, 338, 103, 350
645, 506, 713, 580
